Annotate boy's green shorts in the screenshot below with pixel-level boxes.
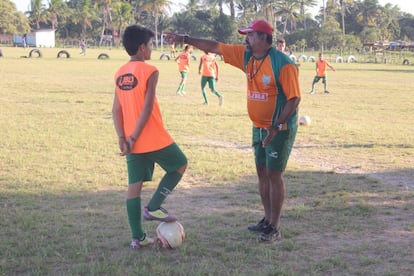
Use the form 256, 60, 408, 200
313, 76, 327, 83
252, 126, 297, 172
126, 142, 187, 184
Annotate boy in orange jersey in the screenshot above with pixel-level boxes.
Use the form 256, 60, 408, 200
198, 52, 223, 105
309, 52, 335, 94
166, 19, 301, 243
112, 25, 188, 249
175, 44, 193, 95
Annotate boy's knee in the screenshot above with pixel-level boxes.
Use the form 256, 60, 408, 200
177, 164, 187, 174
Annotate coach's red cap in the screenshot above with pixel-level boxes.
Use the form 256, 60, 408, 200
238, 20, 273, 36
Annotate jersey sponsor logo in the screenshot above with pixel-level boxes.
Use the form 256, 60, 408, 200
116, 73, 138, 91
262, 74, 271, 86
248, 91, 268, 101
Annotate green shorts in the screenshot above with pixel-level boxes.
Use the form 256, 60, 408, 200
252, 126, 297, 172
201, 76, 216, 90
313, 76, 327, 83
180, 72, 188, 79
126, 143, 187, 184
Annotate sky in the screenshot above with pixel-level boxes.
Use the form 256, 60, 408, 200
11, 0, 414, 16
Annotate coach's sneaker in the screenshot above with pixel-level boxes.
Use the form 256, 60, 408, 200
130, 234, 154, 249
324, 90, 330, 94
309, 90, 315, 94
143, 207, 177, 222
256, 224, 281, 242
247, 217, 269, 232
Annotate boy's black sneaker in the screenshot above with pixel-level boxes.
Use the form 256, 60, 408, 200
247, 217, 268, 232
256, 224, 281, 242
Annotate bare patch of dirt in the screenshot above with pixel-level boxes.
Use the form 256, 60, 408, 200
290, 143, 414, 190
198, 139, 414, 189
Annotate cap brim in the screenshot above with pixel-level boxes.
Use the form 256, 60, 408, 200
238, 27, 254, 35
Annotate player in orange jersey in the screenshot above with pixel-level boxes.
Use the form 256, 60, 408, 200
198, 52, 223, 105
112, 25, 188, 249
309, 52, 335, 94
175, 44, 193, 95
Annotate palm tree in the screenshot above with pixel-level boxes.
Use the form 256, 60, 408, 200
29, 0, 47, 29
337, 0, 355, 35
95, 0, 113, 46
375, 3, 401, 41
275, 0, 301, 35
259, 0, 276, 27
203, 0, 239, 18
204, 0, 224, 14
358, 0, 380, 26
70, 0, 96, 40
356, 0, 380, 42
142, 0, 172, 48
325, 0, 353, 35
298, 0, 318, 30
112, 1, 132, 45
46, 0, 68, 30
227, 0, 237, 19
186, 0, 199, 14
235, 0, 257, 21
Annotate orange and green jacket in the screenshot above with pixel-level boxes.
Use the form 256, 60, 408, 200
219, 43, 301, 129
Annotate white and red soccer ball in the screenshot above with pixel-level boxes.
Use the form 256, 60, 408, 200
156, 221, 185, 249
299, 115, 311, 126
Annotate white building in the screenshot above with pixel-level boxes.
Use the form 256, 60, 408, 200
13, 29, 56, 48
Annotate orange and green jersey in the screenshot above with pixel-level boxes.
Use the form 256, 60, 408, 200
200, 54, 218, 78
316, 59, 330, 77
218, 43, 301, 129
114, 61, 173, 153
177, 52, 190, 72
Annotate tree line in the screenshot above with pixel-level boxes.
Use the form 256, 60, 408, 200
1, 0, 413, 52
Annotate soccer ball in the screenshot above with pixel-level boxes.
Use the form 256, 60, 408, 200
299, 115, 311, 126
156, 221, 185, 249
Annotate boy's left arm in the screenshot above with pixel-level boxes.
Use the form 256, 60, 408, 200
112, 92, 129, 155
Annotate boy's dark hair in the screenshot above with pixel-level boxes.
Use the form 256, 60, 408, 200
122, 25, 155, 56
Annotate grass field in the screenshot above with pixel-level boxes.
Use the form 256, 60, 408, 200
0, 46, 413, 275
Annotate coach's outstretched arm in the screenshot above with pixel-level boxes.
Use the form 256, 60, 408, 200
165, 34, 221, 55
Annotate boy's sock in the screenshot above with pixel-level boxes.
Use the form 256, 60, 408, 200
126, 197, 144, 239
202, 89, 208, 103
176, 84, 183, 94
147, 171, 183, 211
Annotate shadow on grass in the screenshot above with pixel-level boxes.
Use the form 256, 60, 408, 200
295, 143, 414, 149
1, 169, 413, 275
